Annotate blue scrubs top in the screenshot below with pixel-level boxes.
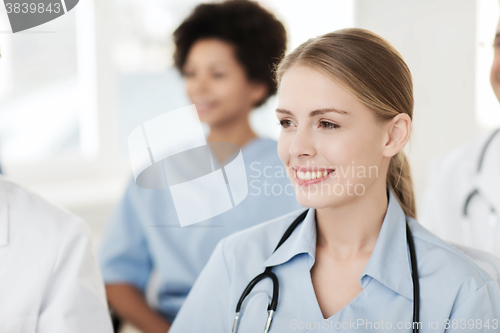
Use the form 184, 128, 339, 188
99, 137, 302, 322
170, 190, 500, 332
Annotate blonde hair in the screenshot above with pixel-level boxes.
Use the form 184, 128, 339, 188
276, 28, 416, 219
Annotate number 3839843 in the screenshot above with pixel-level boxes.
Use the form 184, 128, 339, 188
5, 2, 61, 14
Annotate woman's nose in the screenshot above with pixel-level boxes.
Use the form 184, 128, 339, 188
191, 75, 210, 94
289, 127, 316, 159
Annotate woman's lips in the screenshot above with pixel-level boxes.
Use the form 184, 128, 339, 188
195, 102, 216, 114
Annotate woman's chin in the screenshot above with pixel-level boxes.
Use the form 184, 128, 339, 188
198, 111, 227, 127
295, 192, 334, 209
294, 185, 360, 210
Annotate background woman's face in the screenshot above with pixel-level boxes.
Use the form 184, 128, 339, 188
276, 65, 389, 209
183, 38, 264, 127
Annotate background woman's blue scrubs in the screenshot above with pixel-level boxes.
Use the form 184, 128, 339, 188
98, 137, 302, 322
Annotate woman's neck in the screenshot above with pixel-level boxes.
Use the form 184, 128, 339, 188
206, 115, 257, 163
314, 181, 388, 260
208, 115, 257, 148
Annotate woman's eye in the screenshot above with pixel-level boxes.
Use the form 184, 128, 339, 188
279, 119, 295, 128
212, 73, 225, 78
319, 121, 340, 129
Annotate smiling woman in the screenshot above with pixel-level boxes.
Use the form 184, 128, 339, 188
172, 0, 287, 147
170, 28, 500, 333
275, 29, 415, 219
273, 29, 415, 320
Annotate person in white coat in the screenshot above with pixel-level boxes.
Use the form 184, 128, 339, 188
420, 19, 500, 255
0, 175, 114, 333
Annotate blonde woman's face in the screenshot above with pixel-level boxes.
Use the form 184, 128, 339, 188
276, 65, 390, 209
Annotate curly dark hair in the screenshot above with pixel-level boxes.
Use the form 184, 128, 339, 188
173, 0, 287, 107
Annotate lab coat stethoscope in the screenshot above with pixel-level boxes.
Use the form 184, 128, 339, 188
462, 128, 500, 252
232, 209, 421, 333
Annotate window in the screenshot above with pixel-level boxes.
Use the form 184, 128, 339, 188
0, 5, 78, 163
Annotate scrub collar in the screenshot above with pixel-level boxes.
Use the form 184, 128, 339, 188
263, 188, 414, 301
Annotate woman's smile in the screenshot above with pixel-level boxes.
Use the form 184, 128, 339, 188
193, 100, 217, 114
293, 166, 336, 186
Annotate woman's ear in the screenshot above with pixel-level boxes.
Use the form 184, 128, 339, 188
249, 82, 268, 106
382, 113, 411, 158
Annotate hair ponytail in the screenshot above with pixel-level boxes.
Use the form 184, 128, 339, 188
387, 152, 416, 219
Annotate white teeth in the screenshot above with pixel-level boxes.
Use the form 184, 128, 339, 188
296, 170, 331, 180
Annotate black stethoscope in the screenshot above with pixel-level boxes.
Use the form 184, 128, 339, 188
462, 128, 500, 251
232, 209, 420, 333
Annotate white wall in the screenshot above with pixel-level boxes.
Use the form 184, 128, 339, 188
356, 0, 482, 212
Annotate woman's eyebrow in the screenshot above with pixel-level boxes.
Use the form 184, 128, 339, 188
276, 108, 349, 116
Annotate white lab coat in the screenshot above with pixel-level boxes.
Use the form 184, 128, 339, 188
0, 176, 114, 333
420, 129, 500, 256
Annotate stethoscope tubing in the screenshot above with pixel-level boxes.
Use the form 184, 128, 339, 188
406, 222, 420, 333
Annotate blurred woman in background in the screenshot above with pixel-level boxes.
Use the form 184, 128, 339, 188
99, 1, 301, 332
